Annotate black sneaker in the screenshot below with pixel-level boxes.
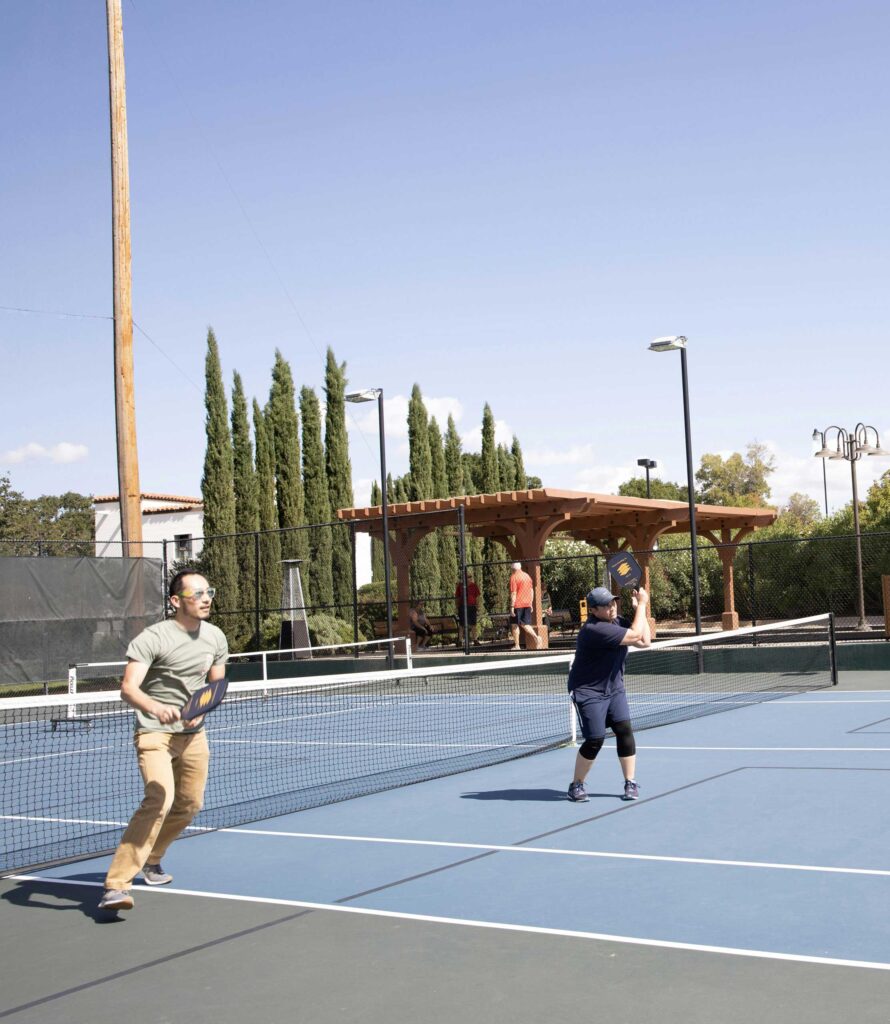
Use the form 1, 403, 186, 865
622, 780, 640, 801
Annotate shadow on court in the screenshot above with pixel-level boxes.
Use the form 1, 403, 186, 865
1, 878, 119, 924
460, 787, 621, 801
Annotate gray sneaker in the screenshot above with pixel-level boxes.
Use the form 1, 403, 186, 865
98, 889, 134, 911
567, 781, 589, 803
622, 779, 640, 801
142, 863, 173, 886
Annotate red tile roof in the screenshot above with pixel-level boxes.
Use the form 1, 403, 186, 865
93, 493, 202, 505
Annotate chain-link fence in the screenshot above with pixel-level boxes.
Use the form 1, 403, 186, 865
2, 524, 888, 684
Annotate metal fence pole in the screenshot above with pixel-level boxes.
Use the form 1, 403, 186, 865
747, 542, 757, 627
162, 539, 169, 619
458, 505, 470, 656
254, 530, 261, 645
350, 522, 359, 656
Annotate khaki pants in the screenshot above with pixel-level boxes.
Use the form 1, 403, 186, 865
105, 729, 210, 890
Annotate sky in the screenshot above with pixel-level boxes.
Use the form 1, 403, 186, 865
3, 0, 890, 521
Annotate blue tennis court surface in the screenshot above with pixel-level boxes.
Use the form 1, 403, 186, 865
13, 686, 890, 970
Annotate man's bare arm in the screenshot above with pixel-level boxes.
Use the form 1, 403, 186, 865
120, 660, 181, 724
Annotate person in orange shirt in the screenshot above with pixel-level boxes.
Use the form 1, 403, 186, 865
509, 561, 542, 650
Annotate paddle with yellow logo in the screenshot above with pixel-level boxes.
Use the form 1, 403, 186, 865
180, 677, 229, 723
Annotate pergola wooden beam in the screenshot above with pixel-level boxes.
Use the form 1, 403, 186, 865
337, 489, 776, 640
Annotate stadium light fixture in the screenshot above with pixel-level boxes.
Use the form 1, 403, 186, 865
636, 458, 657, 499
812, 422, 889, 630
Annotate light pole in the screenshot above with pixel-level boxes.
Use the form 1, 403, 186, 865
811, 429, 829, 516
637, 458, 657, 499
812, 423, 889, 630
346, 387, 394, 666
649, 336, 702, 636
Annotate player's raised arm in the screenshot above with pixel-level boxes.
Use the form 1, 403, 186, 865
620, 588, 651, 648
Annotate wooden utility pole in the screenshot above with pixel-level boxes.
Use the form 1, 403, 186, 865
107, 0, 142, 556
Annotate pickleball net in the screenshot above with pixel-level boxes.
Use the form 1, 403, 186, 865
1, 613, 835, 874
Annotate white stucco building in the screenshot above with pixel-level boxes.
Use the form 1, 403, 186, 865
93, 493, 204, 561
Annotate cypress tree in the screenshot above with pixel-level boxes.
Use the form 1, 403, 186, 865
480, 403, 508, 614
511, 436, 527, 491
267, 350, 307, 563
231, 372, 259, 643
324, 348, 355, 616
480, 403, 500, 493
444, 415, 464, 497
497, 443, 516, 491
430, 416, 458, 604
407, 385, 441, 603
253, 399, 282, 624
200, 329, 239, 635
300, 385, 334, 611
370, 479, 384, 583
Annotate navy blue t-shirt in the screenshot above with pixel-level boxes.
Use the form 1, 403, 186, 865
566, 615, 631, 694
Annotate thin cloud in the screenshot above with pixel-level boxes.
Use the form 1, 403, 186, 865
3, 441, 88, 465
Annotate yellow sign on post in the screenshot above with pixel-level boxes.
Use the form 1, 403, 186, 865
579, 598, 588, 623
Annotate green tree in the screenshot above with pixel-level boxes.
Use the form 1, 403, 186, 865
0, 474, 94, 554
618, 477, 689, 501
324, 348, 355, 615
696, 441, 776, 507
511, 436, 527, 491
497, 443, 516, 491
370, 479, 385, 583
480, 403, 500, 494
253, 399, 282, 623
231, 372, 259, 643
480, 403, 508, 612
776, 492, 822, 531
430, 416, 458, 603
200, 329, 239, 631
267, 350, 307, 561
444, 416, 465, 496
300, 385, 334, 609
407, 384, 440, 601
864, 469, 890, 528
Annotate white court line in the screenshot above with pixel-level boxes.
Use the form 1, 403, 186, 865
210, 827, 890, 878
6, 874, 889, 972
633, 745, 890, 752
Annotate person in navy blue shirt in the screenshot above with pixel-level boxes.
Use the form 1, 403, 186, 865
567, 585, 651, 803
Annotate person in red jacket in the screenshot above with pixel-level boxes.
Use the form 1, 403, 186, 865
455, 572, 480, 644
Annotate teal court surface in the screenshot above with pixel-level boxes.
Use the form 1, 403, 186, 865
2, 672, 889, 1023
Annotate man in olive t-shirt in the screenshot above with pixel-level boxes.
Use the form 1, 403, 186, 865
99, 571, 228, 912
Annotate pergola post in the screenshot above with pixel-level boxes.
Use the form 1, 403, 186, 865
700, 526, 753, 630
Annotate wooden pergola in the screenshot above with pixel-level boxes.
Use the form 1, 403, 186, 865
337, 488, 776, 644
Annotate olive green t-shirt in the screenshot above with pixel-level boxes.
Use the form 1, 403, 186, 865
126, 619, 229, 734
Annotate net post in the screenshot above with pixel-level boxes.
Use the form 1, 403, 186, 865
828, 611, 839, 686
261, 651, 268, 683
405, 636, 413, 670
67, 663, 77, 719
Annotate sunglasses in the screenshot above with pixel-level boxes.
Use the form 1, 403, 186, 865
178, 587, 216, 600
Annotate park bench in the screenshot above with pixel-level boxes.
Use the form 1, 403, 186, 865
545, 609, 574, 634
373, 615, 460, 646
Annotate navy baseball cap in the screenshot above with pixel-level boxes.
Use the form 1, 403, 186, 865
586, 586, 618, 607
